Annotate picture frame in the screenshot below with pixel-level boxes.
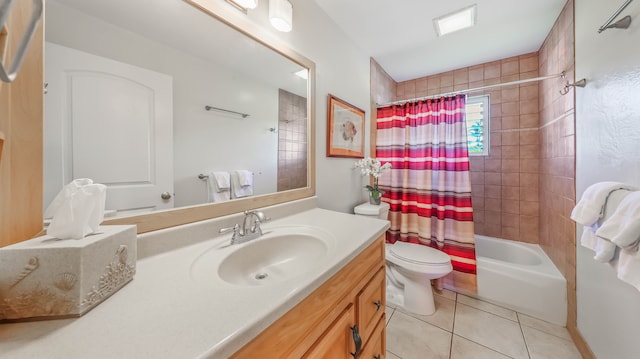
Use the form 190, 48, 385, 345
326, 94, 365, 158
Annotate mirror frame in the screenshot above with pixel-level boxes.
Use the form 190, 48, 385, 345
103, 0, 316, 233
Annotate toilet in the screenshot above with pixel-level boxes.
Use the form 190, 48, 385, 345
354, 202, 453, 316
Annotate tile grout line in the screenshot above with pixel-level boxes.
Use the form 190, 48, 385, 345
517, 312, 534, 359
385, 307, 399, 359
448, 294, 458, 359
456, 301, 519, 323
453, 294, 519, 359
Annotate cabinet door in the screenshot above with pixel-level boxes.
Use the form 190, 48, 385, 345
357, 267, 385, 343
303, 304, 356, 359
360, 315, 386, 359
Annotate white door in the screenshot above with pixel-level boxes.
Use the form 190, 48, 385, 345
45, 42, 174, 215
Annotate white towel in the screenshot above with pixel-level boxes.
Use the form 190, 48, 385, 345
593, 237, 617, 262
207, 171, 230, 202
236, 170, 253, 186
212, 171, 230, 191
596, 191, 640, 249
231, 170, 253, 198
571, 182, 637, 225
578, 189, 632, 262
580, 225, 598, 251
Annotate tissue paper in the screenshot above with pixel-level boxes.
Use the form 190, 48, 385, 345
45, 179, 107, 240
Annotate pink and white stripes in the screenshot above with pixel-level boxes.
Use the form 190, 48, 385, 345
376, 96, 477, 292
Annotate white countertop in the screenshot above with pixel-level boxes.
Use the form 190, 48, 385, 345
0, 207, 389, 358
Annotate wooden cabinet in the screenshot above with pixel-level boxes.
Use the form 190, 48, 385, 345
0, 0, 44, 247
359, 315, 386, 359
358, 268, 385, 344
231, 235, 386, 359
303, 304, 355, 359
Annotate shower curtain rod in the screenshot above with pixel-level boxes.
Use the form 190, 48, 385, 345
378, 71, 567, 107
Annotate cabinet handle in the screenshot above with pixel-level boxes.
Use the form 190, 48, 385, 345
373, 300, 381, 311
374, 355, 381, 359
350, 325, 362, 358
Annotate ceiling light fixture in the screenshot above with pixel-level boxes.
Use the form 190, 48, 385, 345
433, 4, 477, 37
269, 0, 293, 32
226, 0, 258, 12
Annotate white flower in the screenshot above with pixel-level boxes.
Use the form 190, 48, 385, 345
354, 157, 392, 179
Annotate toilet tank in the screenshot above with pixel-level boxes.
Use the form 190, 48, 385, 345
354, 202, 390, 220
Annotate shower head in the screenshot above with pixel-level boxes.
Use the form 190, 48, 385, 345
603, 15, 632, 31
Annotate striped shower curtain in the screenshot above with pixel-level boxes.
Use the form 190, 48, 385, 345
376, 95, 477, 294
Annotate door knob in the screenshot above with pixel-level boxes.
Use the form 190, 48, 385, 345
161, 192, 172, 200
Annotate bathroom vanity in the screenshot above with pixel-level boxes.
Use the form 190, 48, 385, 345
231, 232, 385, 358
0, 201, 389, 358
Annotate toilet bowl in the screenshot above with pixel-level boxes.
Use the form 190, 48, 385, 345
353, 202, 453, 316
385, 241, 452, 315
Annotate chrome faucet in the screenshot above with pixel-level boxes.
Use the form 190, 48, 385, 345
219, 210, 270, 244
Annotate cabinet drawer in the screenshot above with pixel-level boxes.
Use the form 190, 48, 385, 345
303, 304, 355, 359
360, 314, 386, 359
357, 267, 385, 344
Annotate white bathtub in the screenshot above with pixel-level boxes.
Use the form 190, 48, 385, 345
475, 234, 567, 326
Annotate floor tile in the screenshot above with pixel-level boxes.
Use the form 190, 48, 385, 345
387, 311, 452, 359
517, 312, 571, 341
386, 306, 395, 325
457, 294, 518, 321
453, 303, 529, 359
450, 335, 512, 359
386, 351, 402, 359
522, 325, 582, 359
434, 288, 457, 301
396, 293, 456, 332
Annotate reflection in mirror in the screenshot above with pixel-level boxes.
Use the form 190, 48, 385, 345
44, 0, 310, 220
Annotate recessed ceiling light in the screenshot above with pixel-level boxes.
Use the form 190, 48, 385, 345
226, 0, 258, 12
294, 69, 308, 80
433, 4, 477, 37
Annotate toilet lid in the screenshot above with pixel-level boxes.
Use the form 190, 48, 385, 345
389, 242, 451, 265
354, 202, 390, 216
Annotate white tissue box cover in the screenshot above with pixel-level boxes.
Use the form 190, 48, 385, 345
0, 225, 137, 321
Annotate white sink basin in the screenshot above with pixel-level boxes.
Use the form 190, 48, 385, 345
190, 226, 335, 286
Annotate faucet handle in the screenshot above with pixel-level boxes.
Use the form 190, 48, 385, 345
252, 219, 264, 236
219, 224, 240, 235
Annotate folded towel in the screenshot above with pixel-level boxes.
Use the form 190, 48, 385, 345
236, 170, 253, 187
207, 172, 230, 203
580, 225, 598, 251
212, 171, 230, 192
231, 170, 253, 198
571, 182, 637, 225
596, 191, 640, 249
593, 237, 617, 262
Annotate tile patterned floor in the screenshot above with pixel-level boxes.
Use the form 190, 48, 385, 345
385, 290, 582, 359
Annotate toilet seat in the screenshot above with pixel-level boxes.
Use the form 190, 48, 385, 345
388, 241, 450, 265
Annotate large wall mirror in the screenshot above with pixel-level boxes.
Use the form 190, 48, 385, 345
44, 0, 315, 233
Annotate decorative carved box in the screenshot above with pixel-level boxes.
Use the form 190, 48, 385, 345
0, 225, 137, 322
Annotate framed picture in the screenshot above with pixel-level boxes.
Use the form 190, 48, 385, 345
326, 94, 365, 158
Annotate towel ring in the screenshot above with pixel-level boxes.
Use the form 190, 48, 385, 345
0, 0, 44, 83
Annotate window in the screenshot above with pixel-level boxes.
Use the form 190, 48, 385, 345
465, 95, 490, 156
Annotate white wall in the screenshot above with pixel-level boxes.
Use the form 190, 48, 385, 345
45, 2, 279, 208
242, 0, 373, 214
46, 0, 373, 213
575, 1, 640, 357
